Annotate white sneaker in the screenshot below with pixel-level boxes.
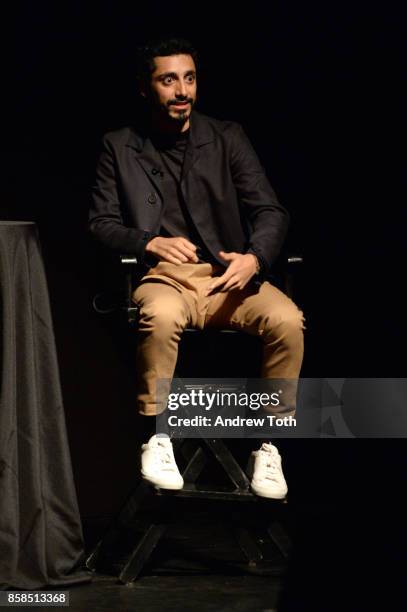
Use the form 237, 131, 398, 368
249, 442, 288, 499
141, 434, 184, 490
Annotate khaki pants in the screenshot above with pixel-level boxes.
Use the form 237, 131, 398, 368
132, 262, 305, 416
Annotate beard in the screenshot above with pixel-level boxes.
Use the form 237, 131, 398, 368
170, 108, 190, 123
167, 98, 195, 124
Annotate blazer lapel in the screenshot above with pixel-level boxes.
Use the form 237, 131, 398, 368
181, 110, 215, 183
125, 130, 164, 198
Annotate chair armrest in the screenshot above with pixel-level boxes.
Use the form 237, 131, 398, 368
120, 256, 139, 265
284, 254, 303, 298
119, 255, 140, 325
287, 256, 303, 265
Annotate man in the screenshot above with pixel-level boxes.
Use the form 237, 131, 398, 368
89, 38, 305, 499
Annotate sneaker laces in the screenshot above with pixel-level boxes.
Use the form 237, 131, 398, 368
153, 440, 178, 472
257, 444, 280, 480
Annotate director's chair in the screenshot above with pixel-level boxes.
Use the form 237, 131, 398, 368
87, 253, 303, 583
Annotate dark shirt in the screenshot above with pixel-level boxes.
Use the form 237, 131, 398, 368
151, 128, 217, 264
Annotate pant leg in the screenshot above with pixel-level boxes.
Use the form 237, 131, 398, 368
132, 281, 193, 415
204, 281, 305, 415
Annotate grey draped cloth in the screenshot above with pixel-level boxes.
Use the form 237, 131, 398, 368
0, 222, 90, 589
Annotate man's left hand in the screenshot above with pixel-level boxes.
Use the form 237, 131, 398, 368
205, 251, 258, 295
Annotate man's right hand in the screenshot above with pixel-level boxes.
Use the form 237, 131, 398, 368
145, 236, 199, 265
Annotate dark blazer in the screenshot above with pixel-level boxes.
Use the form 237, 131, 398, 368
89, 110, 289, 279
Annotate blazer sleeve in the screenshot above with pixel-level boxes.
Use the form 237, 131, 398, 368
230, 124, 290, 276
88, 134, 154, 262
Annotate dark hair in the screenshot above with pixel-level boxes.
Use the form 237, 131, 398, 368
136, 37, 198, 84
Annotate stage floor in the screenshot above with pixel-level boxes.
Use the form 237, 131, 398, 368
72, 500, 337, 611
68, 572, 282, 611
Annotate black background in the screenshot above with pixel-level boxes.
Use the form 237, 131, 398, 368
3, 1, 406, 591
5, 1, 404, 374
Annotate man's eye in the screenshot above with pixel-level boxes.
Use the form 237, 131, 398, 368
186, 75, 195, 83
163, 76, 173, 84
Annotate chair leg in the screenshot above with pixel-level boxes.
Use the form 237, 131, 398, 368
267, 519, 292, 560
233, 527, 264, 567
86, 524, 122, 571
204, 439, 251, 490
86, 480, 151, 571
182, 446, 207, 483
118, 524, 167, 584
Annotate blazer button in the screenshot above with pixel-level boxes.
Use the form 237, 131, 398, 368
147, 193, 157, 204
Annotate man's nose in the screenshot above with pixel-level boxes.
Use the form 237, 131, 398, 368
175, 80, 187, 98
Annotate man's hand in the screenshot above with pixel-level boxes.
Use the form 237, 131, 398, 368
145, 236, 199, 265
205, 251, 258, 295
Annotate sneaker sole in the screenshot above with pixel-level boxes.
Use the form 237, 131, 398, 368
141, 475, 184, 490
250, 483, 287, 500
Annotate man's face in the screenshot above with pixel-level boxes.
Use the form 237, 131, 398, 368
143, 54, 197, 128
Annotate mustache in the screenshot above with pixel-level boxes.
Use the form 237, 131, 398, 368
168, 98, 193, 106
